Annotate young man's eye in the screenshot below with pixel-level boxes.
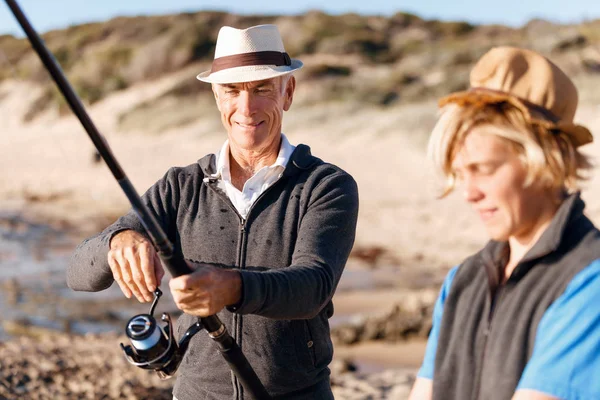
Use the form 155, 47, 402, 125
478, 166, 496, 175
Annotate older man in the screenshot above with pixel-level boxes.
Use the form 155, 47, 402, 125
68, 25, 359, 400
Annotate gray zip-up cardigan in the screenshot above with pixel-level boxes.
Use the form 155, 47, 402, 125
67, 144, 359, 400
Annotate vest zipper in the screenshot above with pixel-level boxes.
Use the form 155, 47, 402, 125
472, 285, 505, 400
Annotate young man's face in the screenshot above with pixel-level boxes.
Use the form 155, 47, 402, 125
451, 126, 554, 242
212, 75, 295, 152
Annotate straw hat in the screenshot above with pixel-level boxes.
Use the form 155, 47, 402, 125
439, 46, 592, 147
197, 24, 303, 84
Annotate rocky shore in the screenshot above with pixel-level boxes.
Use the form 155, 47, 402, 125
0, 333, 417, 400
331, 289, 437, 346
0, 333, 173, 400
0, 212, 430, 399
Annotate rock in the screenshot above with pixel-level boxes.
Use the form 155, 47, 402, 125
553, 34, 588, 52
332, 367, 416, 399
0, 278, 21, 305
0, 333, 173, 399
331, 359, 358, 375
331, 291, 436, 345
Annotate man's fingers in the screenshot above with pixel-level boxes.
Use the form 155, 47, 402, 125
169, 274, 217, 316
171, 291, 211, 315
125, 246, 152, 302
153, 252, 164, 288
108, 252, 132, 299
169, 273, 205, 292
118, 254, 147, 302
139, 245, 157, 293
177, 298, 214, 317
107, 231, 158, 302
169, 276, 187, 293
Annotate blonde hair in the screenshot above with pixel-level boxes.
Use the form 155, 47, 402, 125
428, 102, 593, 197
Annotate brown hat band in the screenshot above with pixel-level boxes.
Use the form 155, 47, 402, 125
210, 51, 292, 74
470, 87, 561, 124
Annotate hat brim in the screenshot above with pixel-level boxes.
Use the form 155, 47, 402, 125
196, 59, 303, 84
439, 90, 593, 147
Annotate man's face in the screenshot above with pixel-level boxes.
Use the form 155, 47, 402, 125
451, 126, 552, 242
212, 76, 295, 152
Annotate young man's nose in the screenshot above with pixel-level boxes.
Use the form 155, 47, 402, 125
463, 177, 484, 203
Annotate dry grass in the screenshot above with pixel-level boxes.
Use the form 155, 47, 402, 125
0, 10, 526, 120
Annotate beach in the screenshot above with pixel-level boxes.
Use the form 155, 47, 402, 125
2, 17, 600, 397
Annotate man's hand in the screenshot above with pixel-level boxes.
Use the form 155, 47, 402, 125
169, 262, 242, 317
108, 230, 164, 302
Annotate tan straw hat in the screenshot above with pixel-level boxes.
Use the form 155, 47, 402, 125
197, 24, 303, 84
439, 46, 593, 147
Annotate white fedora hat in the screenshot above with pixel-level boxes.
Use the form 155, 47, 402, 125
196, 24, 303, 84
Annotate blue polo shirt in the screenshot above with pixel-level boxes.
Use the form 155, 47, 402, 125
419, 261, 600, 399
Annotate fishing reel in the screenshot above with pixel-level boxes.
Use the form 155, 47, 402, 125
120, 288, 202, 379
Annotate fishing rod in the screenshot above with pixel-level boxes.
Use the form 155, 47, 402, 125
3, 1, 270, 398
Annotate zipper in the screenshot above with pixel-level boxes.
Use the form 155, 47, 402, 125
470, 292, 492, 400
304, 320, 316, 366
204, 175, 285, 227
469, 248, 506, 400
235, 220, 247, 399
203, 182, 245, 399
204, 175, 287, 400
471, 282, 506, 400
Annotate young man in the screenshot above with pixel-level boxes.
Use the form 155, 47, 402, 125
68, 25, 359, 400
409, 47, 600, 400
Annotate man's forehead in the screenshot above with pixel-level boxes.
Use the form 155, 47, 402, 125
218, 78, 279, 88
451, 139, 508, 169
452, 153, 493, 169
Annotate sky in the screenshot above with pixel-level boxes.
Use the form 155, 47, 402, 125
1, 0, 600, 36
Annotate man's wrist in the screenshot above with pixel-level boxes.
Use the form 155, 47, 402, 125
226, 270, 243, 309
109, 229, 132, 249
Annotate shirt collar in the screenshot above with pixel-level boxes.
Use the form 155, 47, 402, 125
480, 192, 589, 286
215, 133, 295, 180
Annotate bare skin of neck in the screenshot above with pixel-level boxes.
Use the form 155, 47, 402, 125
504, 198, 562, 282
228, 135, 282, 191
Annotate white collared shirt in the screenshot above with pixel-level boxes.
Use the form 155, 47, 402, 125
214, 134, 295, 220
